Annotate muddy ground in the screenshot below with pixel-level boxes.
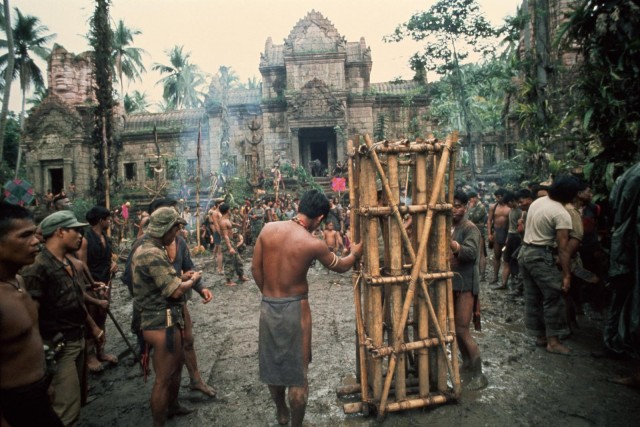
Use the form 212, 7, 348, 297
80, 251, 640, 426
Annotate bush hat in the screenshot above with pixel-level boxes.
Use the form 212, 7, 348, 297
40, 211, 88, 237
148, 207, 186, 238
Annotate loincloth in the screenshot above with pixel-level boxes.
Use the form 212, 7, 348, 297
494, 226, 508, 247
259, 294, 308, 387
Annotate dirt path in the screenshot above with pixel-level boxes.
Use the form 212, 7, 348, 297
80, 256, 640, 426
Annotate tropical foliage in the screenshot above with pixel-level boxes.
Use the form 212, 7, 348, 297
559, 0, 640, 196
0, 8, 54, 127
386, 0, 501, 179
153, 45, 206, 110
123, 90, 149, 113
111, 19, 147, 97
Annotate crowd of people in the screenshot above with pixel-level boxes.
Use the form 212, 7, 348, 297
1, 166, 639, 426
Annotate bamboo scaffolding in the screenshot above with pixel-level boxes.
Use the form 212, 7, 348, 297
377, 133, 456, 419
342, 132, 460, 419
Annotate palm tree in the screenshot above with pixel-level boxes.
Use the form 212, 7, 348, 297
123, 90, 149, 113
152, 45, 205, 109
0, 8, 55, 129
111, 19, 147, 97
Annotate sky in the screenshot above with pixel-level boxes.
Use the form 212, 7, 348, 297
9, 0, 521, 112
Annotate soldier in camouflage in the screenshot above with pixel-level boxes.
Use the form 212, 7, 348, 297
131, 207, 201, 426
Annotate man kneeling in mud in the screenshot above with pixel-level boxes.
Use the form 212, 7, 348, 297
252, 190, 362, 426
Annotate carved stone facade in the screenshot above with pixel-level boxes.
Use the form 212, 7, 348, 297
22, 11, 431, 198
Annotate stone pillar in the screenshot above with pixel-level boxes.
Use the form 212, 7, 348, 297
64, 159, 73, 191
290, 127, 300, 166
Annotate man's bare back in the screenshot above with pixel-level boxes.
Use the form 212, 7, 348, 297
253, 220, 332, 298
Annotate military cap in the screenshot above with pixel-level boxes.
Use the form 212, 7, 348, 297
147, 207, 187, 238
40, 210, 88, 237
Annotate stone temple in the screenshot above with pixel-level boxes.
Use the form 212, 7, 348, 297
22, 11, 435, 198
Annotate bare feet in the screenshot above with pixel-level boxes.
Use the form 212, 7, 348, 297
189, 380, 217, 398
87, 355, 104, 372
535, 336, 548, 347
97, 352, 118, 364
546, 343, 571, 355
224, 281, 237, 287
238, 276, 250, 282
276, 405, 290, 425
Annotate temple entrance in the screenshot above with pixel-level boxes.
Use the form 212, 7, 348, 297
299, 127, 336, 177
49, 168, 64, 194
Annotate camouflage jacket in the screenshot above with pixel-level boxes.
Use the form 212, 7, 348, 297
131, 238, 183, 330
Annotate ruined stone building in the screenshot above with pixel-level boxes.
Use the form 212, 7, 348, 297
22, 11, 434, 198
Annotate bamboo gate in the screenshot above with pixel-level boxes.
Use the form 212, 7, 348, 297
338, 132, 460, 419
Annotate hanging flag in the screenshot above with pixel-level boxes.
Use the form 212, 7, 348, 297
331, 176, 347, 193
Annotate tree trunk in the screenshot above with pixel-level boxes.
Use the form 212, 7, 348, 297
0, 0, 15, 163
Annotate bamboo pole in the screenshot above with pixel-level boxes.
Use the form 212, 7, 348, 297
102, 114, 110, 212
377, 133, 456, 419
347, 137, 369, 408
446, 145, 462, 397
361, 150, 382, 399
356, 204, 452, 216
364, 271, 454, 286
195, 123, 202, 248
387, 151, 406, 401
370, 335, 456, 358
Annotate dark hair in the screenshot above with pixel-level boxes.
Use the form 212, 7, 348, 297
502, 191, 516, 204
53, 194, 67, 204
148, 198, 177, 214
219, 203, 230, 215
298, 190, 330, 219
548, 175, 581, 204
0, 202, 33, 239
453, 190, 469, 205
515, 189, 533, 200
494, 188, 507, 197
467, 190, 478, 198
86, 206, 111, 225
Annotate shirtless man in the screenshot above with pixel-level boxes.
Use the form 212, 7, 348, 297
252, 190, 362, 426
322, 221, 343, 254
219, 204, 249, 287
487, 188, 511, 285
0, 203, 63, 427
209, 199, 224, 274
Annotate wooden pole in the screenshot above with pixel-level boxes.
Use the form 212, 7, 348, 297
102, 113, 110, 211
446, 144, 462, 397
361, 149, 383, 399
413, 149, 429, 397
347, 137, 369, 408
196, 122, 202, 248
387, 151, 406, 400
